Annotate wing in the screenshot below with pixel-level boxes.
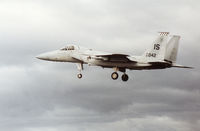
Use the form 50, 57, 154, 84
70, 49, 137, 63
93, 54, 137, 63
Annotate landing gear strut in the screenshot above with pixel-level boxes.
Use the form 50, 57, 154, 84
121, 73, 129, 82
76, 63, 83, 79
111, 72, 119, 80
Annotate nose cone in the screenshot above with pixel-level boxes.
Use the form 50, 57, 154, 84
36, 53, 49, 60
36, 51, 59, 61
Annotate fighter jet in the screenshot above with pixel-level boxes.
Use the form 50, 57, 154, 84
36, 32, 192, 82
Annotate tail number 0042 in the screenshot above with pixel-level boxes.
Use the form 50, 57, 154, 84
146, 53, 156, 57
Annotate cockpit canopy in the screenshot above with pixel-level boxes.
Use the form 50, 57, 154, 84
60, 45, 77, 51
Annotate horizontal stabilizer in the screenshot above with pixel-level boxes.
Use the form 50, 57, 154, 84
172, 64, 194, 69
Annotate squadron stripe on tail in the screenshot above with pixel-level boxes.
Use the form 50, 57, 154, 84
159, 32, 169, 36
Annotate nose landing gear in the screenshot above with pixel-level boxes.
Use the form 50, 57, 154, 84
76, 63, 83, 79
77, 73, 82, 79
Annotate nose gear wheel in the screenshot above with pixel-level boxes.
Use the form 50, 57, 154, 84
77, 73, 82, 79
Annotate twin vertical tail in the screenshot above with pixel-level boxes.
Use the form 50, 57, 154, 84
164, 35, 180, 63
167, 35, 193, 68
142, 32, 193, 68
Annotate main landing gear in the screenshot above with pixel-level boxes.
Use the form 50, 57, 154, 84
111, 67, 129, 82
111, 72, 119, 80
111, 72, 129, 82
121, 73, 129, 82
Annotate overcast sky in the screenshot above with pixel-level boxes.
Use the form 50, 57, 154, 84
0, 0, 200, 131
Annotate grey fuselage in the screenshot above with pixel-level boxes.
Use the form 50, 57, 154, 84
36, 46, 171, 71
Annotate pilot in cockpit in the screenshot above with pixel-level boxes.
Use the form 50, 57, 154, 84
60, 45, 75, 51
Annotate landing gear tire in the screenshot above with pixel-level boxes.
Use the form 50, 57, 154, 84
77, 73, 82, 79
111, 72, 119, 80
122, 74, 129, 82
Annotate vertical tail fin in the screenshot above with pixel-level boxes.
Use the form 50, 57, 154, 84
142, 32, 169, 62
164, 35, 180, 63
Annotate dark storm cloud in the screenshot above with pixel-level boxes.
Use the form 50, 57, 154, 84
0, 0, 200, 131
